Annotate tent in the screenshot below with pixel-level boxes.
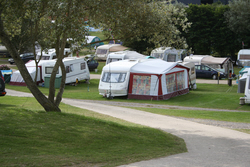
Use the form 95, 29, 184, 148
85, 36, 104, 47
128, 59, 190, 100
10, 66, 42, 86
9, 60, 45, 86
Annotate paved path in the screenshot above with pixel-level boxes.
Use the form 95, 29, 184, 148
62, 99, 250, 167
6, 90, 250, 167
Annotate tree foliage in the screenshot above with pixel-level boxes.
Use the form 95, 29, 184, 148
120, 1, 191, 54
183, 3, 240, 58
224, 0, 250, 48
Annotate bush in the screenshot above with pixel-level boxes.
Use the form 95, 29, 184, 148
0, 64, 10, 70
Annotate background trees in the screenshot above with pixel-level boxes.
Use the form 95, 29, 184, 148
183, 3, 241, 59
225, 0, 250, 49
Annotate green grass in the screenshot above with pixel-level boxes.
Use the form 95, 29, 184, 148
6, 81, 250, 111
129, 108, 250, 123
0, 96, 187, 167
89, 61, 105, 74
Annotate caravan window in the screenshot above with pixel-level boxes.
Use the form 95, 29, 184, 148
102, 72, 126, 83
41, 56, 50, 60
167, 54, 176, 62
80, 63, 86, 70
96, 49, 108, 55
107, 58, 122, 64
151, 53, 160, 58
65, 64, 74, 73
45, 67, 59, 74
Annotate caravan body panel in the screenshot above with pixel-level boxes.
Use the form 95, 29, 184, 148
237, 49, 250, 67
244, 69, 250, 103
180, 62, 197, 89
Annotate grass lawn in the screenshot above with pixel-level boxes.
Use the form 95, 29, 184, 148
0, 96, 187, 167
6, 80, 250, 111
129, 107, 250, 123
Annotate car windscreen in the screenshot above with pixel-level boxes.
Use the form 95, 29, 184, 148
101, 72, 126, 83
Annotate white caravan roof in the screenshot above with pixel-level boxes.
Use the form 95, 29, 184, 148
96, 44, 128, 51
102, 59, 139, 72
130, 59, 181, 74
26, 59, 56, 67
238, 49, 250, 55
108, 50, 146, 59
151, 47, 173, 54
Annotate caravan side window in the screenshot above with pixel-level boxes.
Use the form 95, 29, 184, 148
167, 54, 176, 62
102, 72, 126, 83
66, 64, 74, 73
80, 63, 86, 70
66, 66, 70, 73
96, 49, 107, 54
45, 67, 59, 74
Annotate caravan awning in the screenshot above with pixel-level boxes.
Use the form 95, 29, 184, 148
201, 57, 229, 65
109, 45, 128, 52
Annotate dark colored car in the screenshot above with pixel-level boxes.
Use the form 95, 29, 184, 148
85, 55, 99, 71
195, 64, 226, 80
0, 70, 6, 96
8, 52, 34, 64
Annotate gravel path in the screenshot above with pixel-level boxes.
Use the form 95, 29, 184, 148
82, 100, 250, 129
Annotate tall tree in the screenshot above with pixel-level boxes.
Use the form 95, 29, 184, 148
121, 1, 190, 54
224, 0, 250, 48
183, 3, 240, 57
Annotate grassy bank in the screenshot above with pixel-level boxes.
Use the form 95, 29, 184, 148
0, 96, 186, 167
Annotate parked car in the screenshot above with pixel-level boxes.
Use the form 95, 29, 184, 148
85, 55, 99, 71
195, 64, 226, 80
8, 53, 34, 64
0, 70, 6, 96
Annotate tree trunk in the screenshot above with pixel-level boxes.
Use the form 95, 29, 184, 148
0, 15, 61, 112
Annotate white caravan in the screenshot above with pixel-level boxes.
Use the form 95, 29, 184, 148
150, 47, 181, 62
10, 57, 90, 86
239, 68, 250, 104
37, 48, 72, 60
244, 69, 250, 104
98, 59, 139, 97
106, 50, 146, 65
95, 44, 129, 60
237, 49, 250, 67
42, 57, 90, 84
180, 62, 197, 89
